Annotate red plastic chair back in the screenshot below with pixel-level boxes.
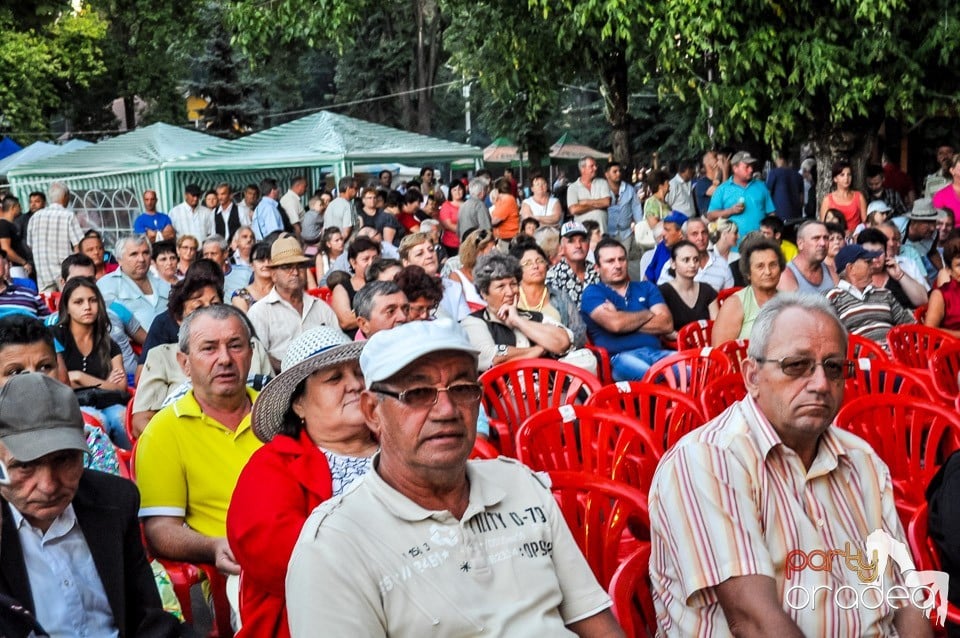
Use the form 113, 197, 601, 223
82, 410, 105, 432
848, 333, 888, 361
517, 406, 663, 492
715, 339, 749, 374
701, 372, 747, 419
586, 381, 705, 450
842, 358, 935, 406
479, 358, 602, 457
609, 544, 658, 638
469, 437, 500, 460
584, 342, 614, 385
886, 324, 959, 369
905, 504, 960, 626
306, 286, 333, 303
40, 291, 60, 313
677, 319, 713, 350
641, 347, 733, 396
835, 395, 960, 514
913, 304, 928, 324
547, 470, 648, 588
929, 342, 960, 403
716, 286, 742, 307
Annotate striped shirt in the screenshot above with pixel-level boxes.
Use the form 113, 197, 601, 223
25, 204, 84, 292
649, 396, 905, 637
826, 280, 915, 344
0, 283, 49, 318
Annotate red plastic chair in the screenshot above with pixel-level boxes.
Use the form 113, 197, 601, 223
479, 358, 602, 457
716, 286, 742, 308
842, 357, 935, 406
715, 339, 749, 374
641, 347, 733, 396
835, 395, 960, 518
516, 406, 663, 492
82, 410, 105, 432
906, 504, 960, 627
929, 342, 960, 404
547, 471, 648, 588
586, 381, 705, 450
469, 437, 500, 460
914, 304, 928, 324
609, 544, 658, 638
676, 319, 713, 350
306, 286, 333, 303
701, 372, 747, 419
848, 333, 888, 361
887, 324, 959, 370
40, 291, 60, 313
584, 342, 614, 386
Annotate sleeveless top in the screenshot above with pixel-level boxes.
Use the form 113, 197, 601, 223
824, 192, 862, 232
658, 282, 718, 331
735, 286, 762, 340
521, 196, 560, 227
786, 261, 834, 294
455, 269, 487, 311
939, 279, 960, 331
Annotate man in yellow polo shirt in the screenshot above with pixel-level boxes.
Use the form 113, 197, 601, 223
136, 304, 262, 576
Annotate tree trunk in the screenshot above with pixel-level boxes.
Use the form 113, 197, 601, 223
414, 0, 439, 134
123, 95, 137, 130
811, 125, 878, 213
597, 49, 631, 165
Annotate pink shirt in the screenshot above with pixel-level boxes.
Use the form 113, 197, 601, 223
932, 184, 960, 226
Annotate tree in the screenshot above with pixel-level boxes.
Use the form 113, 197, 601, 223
0, 4, 106, 138
650, 0, 960, 202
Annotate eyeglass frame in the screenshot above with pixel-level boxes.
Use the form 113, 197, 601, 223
752, 355, 856, 381
372, 382, 484, 407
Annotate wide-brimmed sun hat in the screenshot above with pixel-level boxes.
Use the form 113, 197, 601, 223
251, 327, 365, 442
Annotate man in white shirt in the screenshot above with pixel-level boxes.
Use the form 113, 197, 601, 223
279, 176, 307, 237
666, 160, 697, 217
566, 157, 612, 234
168, 183, 214, 241
323, 177, 359, 241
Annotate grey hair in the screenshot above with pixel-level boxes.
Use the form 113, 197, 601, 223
178, 304, 252, 353
47, 181, 69, 205
681, 217, 707, 234
796, 219, 827, 241
419, 219, 440, 232
473, 252, 522, 295
534, 226, 560, 260
114, 234, 150, 258
747, 293, 847, 359
215, 182, 231, 192
203, 234, 229, 252
353, 280, 402, 320
578, 156, 593, 170
468, 177, 489, 198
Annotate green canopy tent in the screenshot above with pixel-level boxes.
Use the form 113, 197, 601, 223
164, 111, 483, 196
6, 124, 221, 240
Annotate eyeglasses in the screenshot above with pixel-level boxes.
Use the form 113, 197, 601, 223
375, 382, 483, 407
407, 302, 439, 319
754, 356, 855, 381
520, 258, 547, 268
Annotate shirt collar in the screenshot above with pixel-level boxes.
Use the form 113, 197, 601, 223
8, 502, 77, 539
743, 395, 847, 473
837, 278, 873, 299
172, 388, 257, 436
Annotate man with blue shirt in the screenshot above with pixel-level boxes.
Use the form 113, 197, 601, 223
97, 235, 170, 332
133, 189, 175, 242
252, 178, 284, 240
604, 161, 643, 245
580, 237, 674, 380
202, 234, 253, 301
707, 151, 776, 237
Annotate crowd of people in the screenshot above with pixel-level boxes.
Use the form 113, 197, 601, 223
0, 144, 956, 636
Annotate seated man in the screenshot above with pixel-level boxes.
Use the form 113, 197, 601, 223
136, 305, 263, 580
0, 249, 48, 319
98, 234, 171, 331
826, 244, 915, 344
352, 280, 408, 340
0, 373, 181, 636
650, 294, 932, 636
286, 319, 622, 636
581, 237, 674, 380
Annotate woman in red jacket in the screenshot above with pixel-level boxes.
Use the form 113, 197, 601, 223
226, 327, 376, 637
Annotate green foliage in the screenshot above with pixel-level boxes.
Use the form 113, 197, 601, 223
0, 5, 106, 137
651, 0, 960, 149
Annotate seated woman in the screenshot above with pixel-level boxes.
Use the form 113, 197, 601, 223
658, 240, 719, 338
227, 327, 375, 638
231, 242, 274, 313
395, 265, 444, 322
151, 240, 179, 286
230, 226, 256, 268
51, 277, 131, 448
712, 235, 784, 345
329, 237, 381, 338
926, 239, 960, 337
449, 228, 496, 312
461, 252, 574, 371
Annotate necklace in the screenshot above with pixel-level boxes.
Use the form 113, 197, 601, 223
519, 286, 547, 311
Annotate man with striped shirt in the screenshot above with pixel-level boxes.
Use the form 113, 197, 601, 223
649, 294, 931, 637
0, 250, 48, 319
826, 244, 915, 345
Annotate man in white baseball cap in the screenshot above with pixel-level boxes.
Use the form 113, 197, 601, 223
286, 319, 623, 637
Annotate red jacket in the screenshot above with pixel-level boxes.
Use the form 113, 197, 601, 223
226, 430, 333, 638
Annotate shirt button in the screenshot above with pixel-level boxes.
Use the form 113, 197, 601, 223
817, 519, 825, 527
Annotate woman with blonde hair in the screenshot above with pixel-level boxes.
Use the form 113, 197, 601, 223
708, 217, 739, 265
449, 228, 496, 311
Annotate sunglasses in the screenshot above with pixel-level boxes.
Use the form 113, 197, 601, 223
375, 382, 483, 408
754, 356, 855, 381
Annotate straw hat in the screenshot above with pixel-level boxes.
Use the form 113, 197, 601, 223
270, 233, 311, 267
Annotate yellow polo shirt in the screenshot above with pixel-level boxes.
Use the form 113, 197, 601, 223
135, 388, 262, 538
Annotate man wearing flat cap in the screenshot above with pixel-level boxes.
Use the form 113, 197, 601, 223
826, 243, 916, 345
706, 150, 777, 237
285, 319, 623, 637
0, 373, 181, 637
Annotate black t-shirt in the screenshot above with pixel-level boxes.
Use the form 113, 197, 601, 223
658, 282, 718, 331
361, 209, 403, 240
0, 219, 29, 263
52, 324, 121, 379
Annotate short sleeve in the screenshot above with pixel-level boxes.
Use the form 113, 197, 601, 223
580, 284, 606, 316
135, 415, 188, 519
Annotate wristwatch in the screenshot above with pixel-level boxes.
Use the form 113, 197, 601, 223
496, 344, 508, 357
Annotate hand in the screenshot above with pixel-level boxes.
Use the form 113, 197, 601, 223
23, 264, 32, 276
885, 258, 903, 280
497, 303, 521, 328
67, 370, 83, 385
108, 368, 127, 386
213, 538, 241, 575
731, 202, 746, 214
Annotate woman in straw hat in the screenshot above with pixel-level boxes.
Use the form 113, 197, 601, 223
226, 327, 376, 637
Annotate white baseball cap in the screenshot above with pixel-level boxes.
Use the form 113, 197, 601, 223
360, 319, 479, 387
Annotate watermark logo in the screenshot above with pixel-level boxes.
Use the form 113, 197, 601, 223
784, 529, 949, 627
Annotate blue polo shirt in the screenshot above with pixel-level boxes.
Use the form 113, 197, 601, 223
133, 211, 173, 235
707, 177, 776, 237
580, 280, 664, 353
